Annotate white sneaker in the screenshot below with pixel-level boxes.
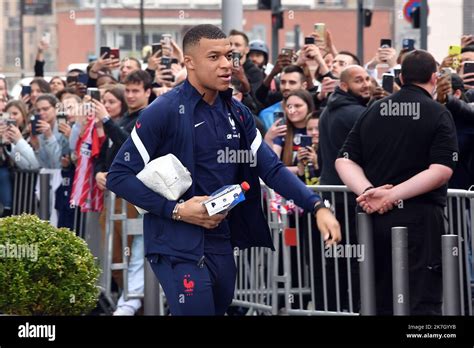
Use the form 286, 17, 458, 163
113, 305, 136, 316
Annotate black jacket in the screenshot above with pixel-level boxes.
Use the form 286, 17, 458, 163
94, 108, 142, 175
445, 95, 474, 189
243, 58, 264, 96
319, 87, 367, 185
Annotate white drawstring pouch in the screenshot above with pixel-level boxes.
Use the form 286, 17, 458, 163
134, 154, 192, 214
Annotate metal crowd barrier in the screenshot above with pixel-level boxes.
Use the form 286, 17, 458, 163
11, 169, 39, 215
21, 179, 472, 316
229, 185, 474, 316
11, 169, 87, 236
101, 191, 167, 315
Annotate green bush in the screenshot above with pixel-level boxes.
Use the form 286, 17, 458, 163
0, 214, 100, 315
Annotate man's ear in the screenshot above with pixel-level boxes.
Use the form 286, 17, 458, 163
243, 45, 250, 57
399, 73, 404, 85
145, 88, 151, 98
339, 81, 349, 92
302, 81, 308, 90
430, 72, 438, 85
184, 54, 195, 71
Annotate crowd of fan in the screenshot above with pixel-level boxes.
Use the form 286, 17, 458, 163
1, 27, 474, 315
1, 29, 474, 221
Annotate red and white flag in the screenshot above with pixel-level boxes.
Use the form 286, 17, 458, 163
70, 116, 105, 212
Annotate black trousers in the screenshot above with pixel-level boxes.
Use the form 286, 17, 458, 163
370, 202, 444, 315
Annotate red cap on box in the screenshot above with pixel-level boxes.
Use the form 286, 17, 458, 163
241, 181, 250, 192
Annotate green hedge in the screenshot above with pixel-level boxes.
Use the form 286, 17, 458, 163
0, 214, 100, 315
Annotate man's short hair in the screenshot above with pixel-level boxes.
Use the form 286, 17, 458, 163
281, 65, 305, 82
123, 70, 152, 91
183, 24, 227, 54
338, 51, 361, 66
229, 29, 249, 46
67, 68, 85, 75
123, 57, 142, 70
401, 49, 437, 85
340, 65, 366, 83
36, 93, 60, 108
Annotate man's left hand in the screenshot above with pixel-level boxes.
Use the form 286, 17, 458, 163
357, 184, 396, 214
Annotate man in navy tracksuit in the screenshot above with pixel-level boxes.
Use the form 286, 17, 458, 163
106, 25, 341, 316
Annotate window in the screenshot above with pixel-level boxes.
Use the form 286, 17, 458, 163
118, 33, 133, 51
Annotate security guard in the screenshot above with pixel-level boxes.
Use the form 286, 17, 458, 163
335, 50, 459, 315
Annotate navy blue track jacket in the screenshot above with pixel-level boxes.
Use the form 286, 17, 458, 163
106, 79, 322, 262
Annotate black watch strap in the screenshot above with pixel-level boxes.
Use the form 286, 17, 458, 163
313, 199, 331, 215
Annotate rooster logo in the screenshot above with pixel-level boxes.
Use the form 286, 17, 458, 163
183, 274, 195, 295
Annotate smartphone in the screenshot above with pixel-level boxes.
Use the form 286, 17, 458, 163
21, 85, 31, 97
78, 73, 88, 85
393, 68, 401, 79
161, 56, 172, 70
273, 111, 285, 125
57, 112, 68, 127
30, 115, 41, 136
100, 46, 111, 59
161, 34, 172, 46
152, 43, 162, 56
87, 88, 101, 101
66, 75, 78, 84
300, 135, 312, 148
464, 62, 474, 86
380, 39, 392, 48
449, 45, 462, 69
382, 73, 394, 93
314, 23, 326, 45
110, 48, 120, 60
440, 67, 452, 85
449, 45, 462, 56
281, 48, 294, 57
305, 36, 315, 45
402, 38, 415, 51
463, 61, 474, 74
232, 52, 241, 68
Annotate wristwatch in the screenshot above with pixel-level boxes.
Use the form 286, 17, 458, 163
101, 116, 111, 124
172, 203, 182, 221
313, 199, 332, 215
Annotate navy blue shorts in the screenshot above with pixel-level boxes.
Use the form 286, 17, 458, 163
148, 252, 237, 316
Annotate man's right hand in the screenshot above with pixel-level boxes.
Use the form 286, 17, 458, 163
178, 196, 227, 229
270, 53, 292, 77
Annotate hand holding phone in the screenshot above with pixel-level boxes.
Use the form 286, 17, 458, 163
281, 48, 294, 59
380, 39, 392, 48
87, 88, 101, 101
21, 85, 31, 97
463, 61, 474, 86
382, 73, 394, 94
232, 52, 241, 69
273, 111, 285, 125
449, 45, 462, 69
30, 115, 41, 136
305, 37, 315, 45
152, 43, 162, 57
314, 23, 326, 47
300, 135, 313, 148
110, 48, 120, 60
100, 46, 111, 59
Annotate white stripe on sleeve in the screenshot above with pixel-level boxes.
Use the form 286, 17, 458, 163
250, 129, 262, 156
131, 128, 150, 165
